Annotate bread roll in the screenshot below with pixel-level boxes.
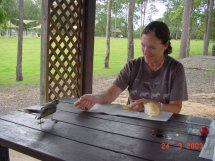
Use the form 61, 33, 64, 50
122, 105, 132, 111
144, 102, 160, 116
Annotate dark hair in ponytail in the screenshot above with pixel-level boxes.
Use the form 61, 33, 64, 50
141, 21, 172, 55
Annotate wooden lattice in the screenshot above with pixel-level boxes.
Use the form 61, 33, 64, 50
47, 0, 84, 100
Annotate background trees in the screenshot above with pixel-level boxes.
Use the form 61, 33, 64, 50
0, 0, 6, 24
0, 0, 214, 41
0, 0, 40, 31
0, 0, 214, 58
94, 0, 215, 40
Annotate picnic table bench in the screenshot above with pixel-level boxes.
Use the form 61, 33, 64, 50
0, 98, 211, 161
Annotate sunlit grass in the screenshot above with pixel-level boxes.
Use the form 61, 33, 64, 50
0, 37, 213, 85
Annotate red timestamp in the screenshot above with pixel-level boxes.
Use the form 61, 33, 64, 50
161, 142, 204, 150
186, 142, 204, 150
161, 143, 170, 150
178, 142, 204, 150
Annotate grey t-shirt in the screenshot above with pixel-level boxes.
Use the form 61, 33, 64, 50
113, 56, 188, 104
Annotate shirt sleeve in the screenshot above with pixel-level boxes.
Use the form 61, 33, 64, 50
113, 61, 133, 91
170, 63, 188, 101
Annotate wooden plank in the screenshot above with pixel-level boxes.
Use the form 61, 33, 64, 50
170, 114, 211, 126
59, 98, 211, 126
57, 102, 210, 134
0, 145, 9, 161
61, 98, 211, 126
0, 117, 145, 161
1, 111, 209, 161
54, 110, 206, 150
40, 0, 49, 103
60, 97, 78, 103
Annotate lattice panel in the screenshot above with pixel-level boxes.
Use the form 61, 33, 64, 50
47, 0, 84, 100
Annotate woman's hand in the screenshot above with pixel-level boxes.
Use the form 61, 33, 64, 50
74, 84, 123, 111
74, 94, 100, 111
128, 98, 151, 112
129, 99, 183, 113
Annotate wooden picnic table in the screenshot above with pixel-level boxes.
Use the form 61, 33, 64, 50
0, 98, 212, 161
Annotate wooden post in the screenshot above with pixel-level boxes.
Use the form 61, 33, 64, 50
82, 0, 96, 95
0, 145, 9, 161
40, 0, 49, 103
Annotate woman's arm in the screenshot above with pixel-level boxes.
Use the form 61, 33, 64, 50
161, 100, 182, 113
129, 99, 182, 113
74, 84, 122, 110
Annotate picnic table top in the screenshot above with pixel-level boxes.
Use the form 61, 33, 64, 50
0, 98, 212, 161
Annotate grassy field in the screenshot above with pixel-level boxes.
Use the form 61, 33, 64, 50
0, 37, 213, 85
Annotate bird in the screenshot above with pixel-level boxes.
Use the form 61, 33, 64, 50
24, 100, 59, 124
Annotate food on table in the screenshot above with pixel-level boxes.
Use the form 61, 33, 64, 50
122, 105, 132, 111
144, 102, 160, 116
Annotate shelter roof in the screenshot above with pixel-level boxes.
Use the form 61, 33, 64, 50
6, 21, 18, 28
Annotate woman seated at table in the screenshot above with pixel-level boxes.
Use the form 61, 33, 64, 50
74, 21, 188, 113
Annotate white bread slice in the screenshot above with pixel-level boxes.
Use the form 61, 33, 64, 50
144, 102, 160, 116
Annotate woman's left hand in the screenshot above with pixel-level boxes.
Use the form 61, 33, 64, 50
129, 98, 151, 112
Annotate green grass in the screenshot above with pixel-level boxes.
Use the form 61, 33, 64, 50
0, 37, 214, 85
0, 37, 40, 85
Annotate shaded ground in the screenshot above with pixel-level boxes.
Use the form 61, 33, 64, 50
0, 56, 215, 161
0, 56, 215, 119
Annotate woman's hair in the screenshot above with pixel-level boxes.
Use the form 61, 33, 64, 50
141, 21, 172, 55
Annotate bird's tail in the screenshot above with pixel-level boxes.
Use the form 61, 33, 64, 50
24, 109, 41, 114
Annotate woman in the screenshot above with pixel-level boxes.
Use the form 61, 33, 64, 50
74, 21, 188, 113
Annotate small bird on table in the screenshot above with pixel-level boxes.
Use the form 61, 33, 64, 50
24, 100, 59, 124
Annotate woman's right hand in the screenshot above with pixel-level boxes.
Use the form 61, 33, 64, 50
74, 94, 100, 111
74, 84, 123, 111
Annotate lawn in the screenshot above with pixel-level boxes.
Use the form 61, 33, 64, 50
0, 37, 213, 85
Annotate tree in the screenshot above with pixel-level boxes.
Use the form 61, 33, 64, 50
135, 0, 147, 36
127, 0, 135, 62
95, 1, 108, 36
16, 0, 24, 81
179, 0, 193, 58
105, 0, 112, 68
140, 0, 147, 27
160, 0, 183, 39
203, 0, 214, 55
1, 0, 19, 21
0, 0, 6, 24
24, 0, 41, 21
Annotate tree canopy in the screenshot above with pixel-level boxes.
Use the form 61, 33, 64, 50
0, 0, 214, 40
0, 0, 41, 29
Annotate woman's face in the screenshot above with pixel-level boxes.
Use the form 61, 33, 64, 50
141, 32, 168, 63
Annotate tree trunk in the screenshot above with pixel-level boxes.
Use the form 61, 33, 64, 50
104, 0, 112, 68
140, 0, 147, 36
179, 0, 192, 58
203, 0, 214, 56
114, 1, 117, 38
140, 1, 143, 31
142, 1, 147, 28
127, 0, 135, 62
16, 0, 24, 81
